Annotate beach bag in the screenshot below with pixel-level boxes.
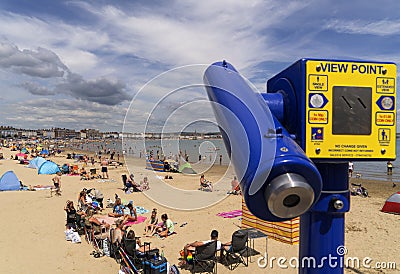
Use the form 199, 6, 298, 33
71, 232, 81, 243
65, 228, 74, 241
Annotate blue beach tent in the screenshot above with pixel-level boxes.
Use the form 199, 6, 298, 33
0, 171, 21, 191
27, 157, 47, 169
38, 161, 61, 175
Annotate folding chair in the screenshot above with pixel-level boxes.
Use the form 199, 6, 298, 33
122, 236, 146, 271
108, 228, 121, 263
222, 230, 248, 270
192, 240, 218, 274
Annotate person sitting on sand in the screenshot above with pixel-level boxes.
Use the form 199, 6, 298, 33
179, 230, 221, 266
80, 167, 91, 180
200, 174, 213, 191
144, 208, 159, 237
228, 176, 241, 195
122, 203, 138, 230
140, 176, 150, 191
156, 213, 175, 238
108, 198, 124, 218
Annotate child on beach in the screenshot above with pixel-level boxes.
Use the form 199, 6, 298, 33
51, 171, 62, 196
156, 213, 175, 238
144, 208, 158, 237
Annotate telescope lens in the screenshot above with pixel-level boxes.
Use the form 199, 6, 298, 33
265, 173, 315, 218
283, 194, 300, 208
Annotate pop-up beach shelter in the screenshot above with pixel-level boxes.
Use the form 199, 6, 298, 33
382, 191, 400, 214
38, 161, 61, 175
179, 162, 197, 174
0, 171, 21, 191
27, 156, 47, 169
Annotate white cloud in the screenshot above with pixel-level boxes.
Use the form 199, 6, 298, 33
324, 19, 400, 36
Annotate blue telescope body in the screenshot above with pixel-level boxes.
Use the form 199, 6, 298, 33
204, 61, 322, 222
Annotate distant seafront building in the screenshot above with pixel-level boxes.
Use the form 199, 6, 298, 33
0, 125, 222, 141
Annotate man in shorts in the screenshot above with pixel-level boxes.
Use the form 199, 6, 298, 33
51, 171, 62, 196
101, 158, 109, 179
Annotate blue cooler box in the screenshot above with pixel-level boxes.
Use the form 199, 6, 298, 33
142, 257, 167, 274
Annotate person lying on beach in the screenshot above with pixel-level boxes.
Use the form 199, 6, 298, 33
144, 209, 158, 237
156, 213, 175, 238
179, 230, 221, 266
86, 209, 110, 234
122, 203, 137, 230
108, 198, 124, 218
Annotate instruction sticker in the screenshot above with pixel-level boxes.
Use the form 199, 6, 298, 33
308, 74, 328, 91
376, 112, 394, 126
378, 128, 390, 145
308, 110, 328, 124
376, 77, 395, 93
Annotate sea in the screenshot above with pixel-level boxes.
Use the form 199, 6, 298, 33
67, 138, 400, 183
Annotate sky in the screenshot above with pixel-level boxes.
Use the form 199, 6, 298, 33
0, 0, 400, 133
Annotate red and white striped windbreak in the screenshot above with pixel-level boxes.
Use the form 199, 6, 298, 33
382, 191, 400, 214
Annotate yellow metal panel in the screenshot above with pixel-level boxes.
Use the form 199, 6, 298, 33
305, 60, 396, 159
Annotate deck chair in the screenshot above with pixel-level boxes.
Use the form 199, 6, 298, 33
192, 240, 218, 274
66, 211, 85, 235
90, 168, 101, 179
122, 236, 145, 270
123, 236, 159, 269
222, 230, 248, 270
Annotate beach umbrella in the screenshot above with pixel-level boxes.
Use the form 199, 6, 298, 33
21, 148, 28, 153
16, 152, 27, 158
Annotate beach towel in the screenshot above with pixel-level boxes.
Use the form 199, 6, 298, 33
135, 206, 149, 214
217, 209, 242, 218
32, 185, 53, 190
124, 216, 147, 226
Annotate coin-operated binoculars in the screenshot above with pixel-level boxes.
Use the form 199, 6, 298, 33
204, 59, 396, 273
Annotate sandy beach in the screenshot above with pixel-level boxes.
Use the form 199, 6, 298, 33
0, 146, 399, 274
